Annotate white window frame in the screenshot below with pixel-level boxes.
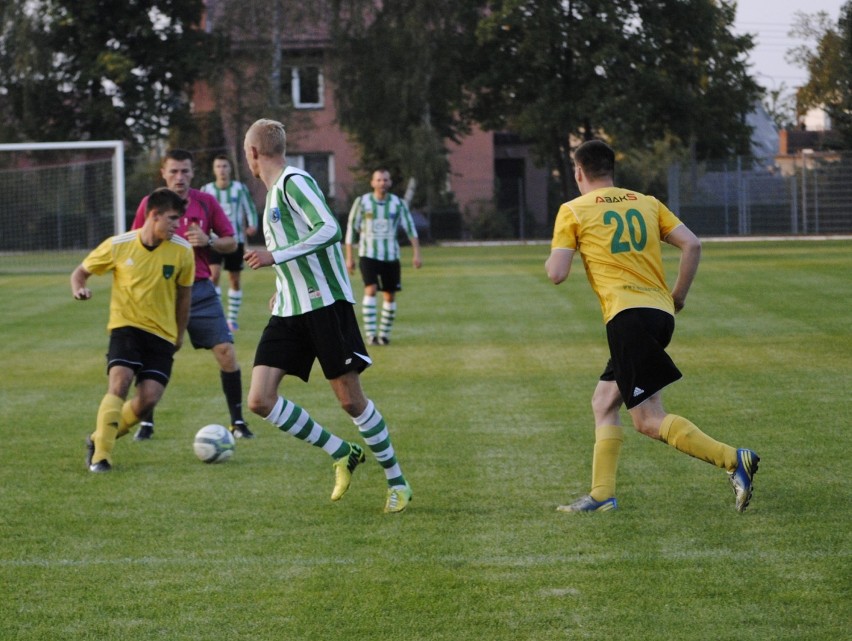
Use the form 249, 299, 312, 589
289, 153, 335, 198
291, 66, 324, 109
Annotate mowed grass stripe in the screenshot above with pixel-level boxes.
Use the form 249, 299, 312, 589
0, 240, 849, 641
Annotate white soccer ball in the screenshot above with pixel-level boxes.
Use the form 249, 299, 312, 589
193, 424, 235, 463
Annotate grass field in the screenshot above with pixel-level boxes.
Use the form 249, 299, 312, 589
1, 240, 850, 640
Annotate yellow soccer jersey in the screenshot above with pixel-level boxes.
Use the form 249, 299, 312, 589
83, 231, 195, 343
551, 187, 683, 323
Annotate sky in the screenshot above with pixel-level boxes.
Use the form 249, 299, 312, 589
732, 0, 846, 91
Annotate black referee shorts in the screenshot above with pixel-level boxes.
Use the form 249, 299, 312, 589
601, 308, 682, 409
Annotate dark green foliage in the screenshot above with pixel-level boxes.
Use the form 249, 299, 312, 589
0, 0, 210, 148
791, 2, 852, 148
467, 0, 760, 200
329, 0, 481, 205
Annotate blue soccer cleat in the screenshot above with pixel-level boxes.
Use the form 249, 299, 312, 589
557, 495, 618, 513
729, 448, 760, 512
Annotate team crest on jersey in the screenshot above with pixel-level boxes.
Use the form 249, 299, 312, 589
162, 265, 175, 280
270, 207, 281, 223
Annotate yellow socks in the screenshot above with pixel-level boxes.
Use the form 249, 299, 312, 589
587, 416, 736, 500
590, 424, 624, 501
92, 393, 123, 463
116, 400, 140, 438
659, 414, 737, 471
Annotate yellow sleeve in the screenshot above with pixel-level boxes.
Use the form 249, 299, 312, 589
81, 237, 116, 276
551, 204, 579, 250
657, 200, 684, 238
177, 246, 195, 287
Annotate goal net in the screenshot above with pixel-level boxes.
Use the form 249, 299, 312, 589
0, 141, 125, 273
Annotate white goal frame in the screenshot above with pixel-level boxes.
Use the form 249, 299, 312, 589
0, 140, 126, 234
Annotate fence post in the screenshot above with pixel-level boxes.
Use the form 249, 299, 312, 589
668, 163, 680, 214
814, 163, 820, 234
518, 176, 525, 240
801, 153, 808, 234
790, 169, 798, 234
737, 156, 746, 235
722, 161, 730, 235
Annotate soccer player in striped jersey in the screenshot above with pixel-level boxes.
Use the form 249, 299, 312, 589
546, 139, 759, 513
201, 154, 259, 331
71, 188, 195, 472
243, 118, 412, 513
345, 168, 422, 345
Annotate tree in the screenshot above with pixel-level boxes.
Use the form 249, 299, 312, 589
789, 3, 852, 147
0, 0, 210, 147
467, 0, 760, 200
762, 82, 797, 130
328, 0, 482, 206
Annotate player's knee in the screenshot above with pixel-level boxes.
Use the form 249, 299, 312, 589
213, 343, 238, 369
629, 413, 663, 439
591, 391, 619, 420
633, 419, 660, 439
338, 397, 362, 417
247, 392, 272, 417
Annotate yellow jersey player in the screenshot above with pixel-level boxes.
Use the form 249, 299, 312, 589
71, 188, 195, 472
545, 139, 759, 513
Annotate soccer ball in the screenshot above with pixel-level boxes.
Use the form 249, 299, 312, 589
193, 424, 235, 463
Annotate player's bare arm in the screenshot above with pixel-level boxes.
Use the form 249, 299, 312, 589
664, 225, 701, 313
244, 248, 275, 269
175, 284, 192, 351
70, 265, 93, 300
545, 248, 575, 284
185, 223, 237, 254
345, 243, 356, 273
411, 238, 423, 269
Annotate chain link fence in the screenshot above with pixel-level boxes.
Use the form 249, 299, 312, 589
668, 153, 852, 236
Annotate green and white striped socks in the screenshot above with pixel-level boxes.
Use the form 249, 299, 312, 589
265, 396, 349, 458
362, 295, 377, 339
353, 400, 405, 487
227, 289, 242, 327
379, 301, 396, 341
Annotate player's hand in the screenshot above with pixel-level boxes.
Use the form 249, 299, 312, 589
413, 256, 422, 269
175, 335, 184, 352
346, 259, 355, 274
672, 293, 686, 313
185, 223, 207, 248
246, 225, 257, 237
245, 249, 274, 269
73, 288, 92, 300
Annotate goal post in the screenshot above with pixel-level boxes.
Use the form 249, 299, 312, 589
0, 140, 126, 273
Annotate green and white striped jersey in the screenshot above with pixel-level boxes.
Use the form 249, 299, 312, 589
201, 180, 259, 243
345, 192, 418, 262
263, 166, 354, 317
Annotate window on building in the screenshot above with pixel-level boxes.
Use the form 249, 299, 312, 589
289, 154, 335, 198
284, 66, 324, 109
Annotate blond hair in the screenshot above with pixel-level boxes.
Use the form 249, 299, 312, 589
247, 119, 287, 157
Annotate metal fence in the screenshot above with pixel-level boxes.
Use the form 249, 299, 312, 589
667, 153, 852, 236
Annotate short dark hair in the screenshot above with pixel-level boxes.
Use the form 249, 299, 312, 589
163, 148, 194, 165
146, 188, 187, 216
573, 140, 615, 180
213, 154, 231, 165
